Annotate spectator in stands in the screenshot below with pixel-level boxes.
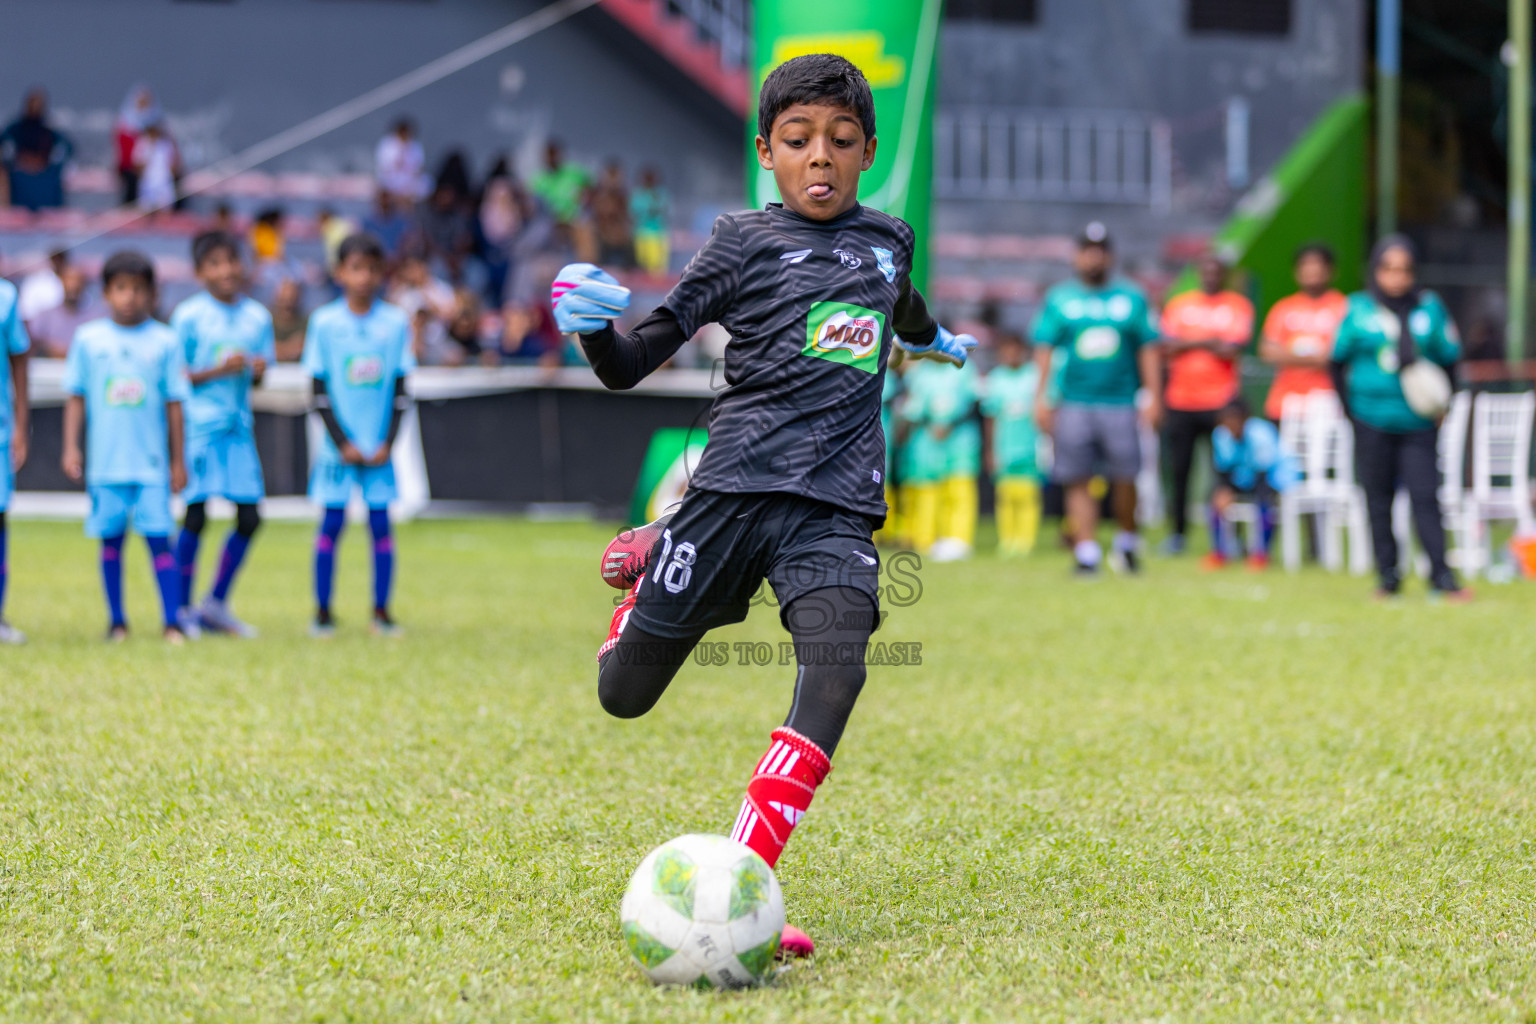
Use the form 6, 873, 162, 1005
478, 166, 520, 307
1260, 243, 1346, 421
434, 149, 473, 206
131, 120, 180, 212
496, 299, 562, 367
1031, 222, 1161, 576
363, 190, 411, 262
444, 287, 497, 367
114, 84, 159, 206
18, 250, 67, 325
270, 277, 308, 362
590, 160, 634, 269
531, 139, 591, 256
316, 206, 357, 283
375, 117, 428, 205
250, 208, 285, 263
1158, 253, 1253, 555
631, 165, 670, 276
1331, 235, 1468, 601
27, 264, 97, 358
210, 202, 237, 235
416, 181, 476, 284
1, 89, 73, 210
389, 255, 455, 364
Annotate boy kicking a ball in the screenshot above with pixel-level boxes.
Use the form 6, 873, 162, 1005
172, 231, 275, 638
552, 54, 976, 957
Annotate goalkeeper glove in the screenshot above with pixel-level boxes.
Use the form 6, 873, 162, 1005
551, 263, 631, 334
894, 324, 979, 367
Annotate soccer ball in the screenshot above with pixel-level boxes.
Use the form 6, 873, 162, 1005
619, 834, 785, 988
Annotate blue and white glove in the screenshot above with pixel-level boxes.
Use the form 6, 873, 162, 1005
894, 324, 979, 367
551, 263, 631, 334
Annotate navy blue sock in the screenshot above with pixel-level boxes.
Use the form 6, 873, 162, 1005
146, 536, 181, 630
175, 528, 201, 611
0, 521, 8, 620
211, 531, 252, 602
369, 507, 393, 613
314, 507, 346, 614
101, 535, 126, 627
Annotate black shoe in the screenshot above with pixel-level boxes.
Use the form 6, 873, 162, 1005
106, 623, 129, 643
371, 608, 402, 637
1073, 561, 1101, 578
310, 608, 335, 638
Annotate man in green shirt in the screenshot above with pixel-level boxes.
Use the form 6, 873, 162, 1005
530, 140, 591, 227
1031, 223, 1162, 575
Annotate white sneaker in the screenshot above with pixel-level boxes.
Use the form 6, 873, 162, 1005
175, 607, 203, 640
0, 621, 26, 645
198, 596, 258, 638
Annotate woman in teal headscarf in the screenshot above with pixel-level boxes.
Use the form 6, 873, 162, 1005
1330, 235, 1469, 600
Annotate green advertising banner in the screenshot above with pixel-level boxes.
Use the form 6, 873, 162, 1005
627, 428, 708, 526
750, 0, 941, 291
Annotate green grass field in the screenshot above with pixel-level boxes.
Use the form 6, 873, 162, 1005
2, 516, 1535, 1022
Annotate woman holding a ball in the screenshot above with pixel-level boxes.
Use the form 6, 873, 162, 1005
1330, 235, 1469, 601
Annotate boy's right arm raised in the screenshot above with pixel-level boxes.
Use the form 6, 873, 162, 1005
553, 215, 742, 391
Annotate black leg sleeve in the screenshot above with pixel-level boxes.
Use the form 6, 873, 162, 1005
1163, 409, 1200, 537
1354, 422, 1401, 589
1400, 426, 1456, 588
596, 621, 703, 719
780, 586, 875, 759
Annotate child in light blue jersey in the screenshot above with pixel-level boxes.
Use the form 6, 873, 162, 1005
0, 274, 31, 644
62, 251, 190, 642
302, 233, 413, 636
171, 231, 274, 639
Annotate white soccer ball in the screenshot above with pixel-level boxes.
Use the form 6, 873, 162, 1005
619, 834, 785, 988
1400, 360, 1453, 419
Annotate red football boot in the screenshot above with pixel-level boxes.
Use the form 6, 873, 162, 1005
599, 502, 681, 589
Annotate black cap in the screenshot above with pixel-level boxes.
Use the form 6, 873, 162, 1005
1077, 221, 1112, 249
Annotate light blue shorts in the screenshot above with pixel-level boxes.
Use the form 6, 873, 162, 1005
185, 430, 265, 504
87, 482, 174, 538
309, 460, 397, 508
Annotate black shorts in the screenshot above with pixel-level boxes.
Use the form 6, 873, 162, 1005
628, 489, 882, 640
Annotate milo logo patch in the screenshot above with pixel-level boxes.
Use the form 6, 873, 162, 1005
804, 302, 885, 373
105, 375, 147, 407
345, 354, 385, 387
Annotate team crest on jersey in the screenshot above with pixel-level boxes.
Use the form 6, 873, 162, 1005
345, 354, 385, 386
804, 301, 885, 374
870, 246, 897, 283
104, 375, 147, 407
833, 249, 862, 269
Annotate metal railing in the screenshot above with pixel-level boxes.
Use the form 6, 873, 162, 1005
935, 107, 1173, 210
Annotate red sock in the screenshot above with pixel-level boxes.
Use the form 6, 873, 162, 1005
729, 727, 831, 868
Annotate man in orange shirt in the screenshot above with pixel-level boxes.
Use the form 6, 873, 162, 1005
1260, 244, 1346, 420
1158, 253, 1253, 554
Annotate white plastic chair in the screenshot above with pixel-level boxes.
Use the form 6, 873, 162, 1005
1459, 391, 1536, 577
1280, 391, 1368, 572
1278, 393, 1326, 570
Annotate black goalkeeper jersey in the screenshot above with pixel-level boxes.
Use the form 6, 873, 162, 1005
580, 202, 938, 522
